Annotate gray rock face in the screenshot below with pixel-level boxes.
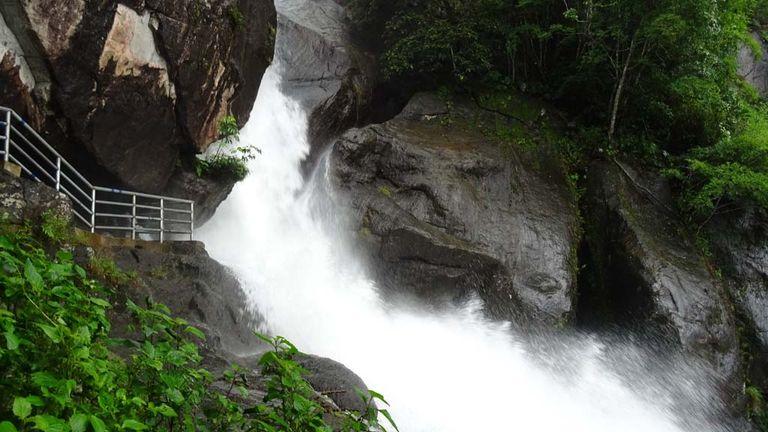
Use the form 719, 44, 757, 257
0, 170, 72, 224
738, 32, 768, 98
330, 93, 580, 325
275, 0, 375, 150
580, 161, 740, 393
708, 209, 768, 388
0, 0, 275, 193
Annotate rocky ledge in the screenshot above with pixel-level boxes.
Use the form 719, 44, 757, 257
0, 170, 370, 417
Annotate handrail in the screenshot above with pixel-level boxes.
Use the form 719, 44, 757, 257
0, 106, 194, 242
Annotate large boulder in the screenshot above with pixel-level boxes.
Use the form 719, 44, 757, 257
708, 209, 768, 389
579, 160, 740, 396
330, 93, 581, 325
0, 0, 275, 192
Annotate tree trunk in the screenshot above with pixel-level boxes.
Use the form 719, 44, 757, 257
608, 29, 639, 144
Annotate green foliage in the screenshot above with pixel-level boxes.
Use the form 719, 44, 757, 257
747, 386, 768, 431
0, 223, 397, 431
196, 115, 260, 182
252, 334, 398, 432
670, 108, 768, 220
89, 255, 137, 287
40, 210, 70, 242
227, 5, 245, 30
350, 0, 768, 219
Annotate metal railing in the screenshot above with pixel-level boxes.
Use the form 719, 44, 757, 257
0, 106, 194, 241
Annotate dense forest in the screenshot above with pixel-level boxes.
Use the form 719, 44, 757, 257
350, 0, 768, 225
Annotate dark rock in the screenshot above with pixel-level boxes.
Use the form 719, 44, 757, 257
708, 209, 768, 389
580, 160, 740, 397
330, 93, 581, 325
275, 0, 376, 154
163, 166, 236, 226
0, 170, 71, 224
297, 354, 370, 413
0, 0, 275, 193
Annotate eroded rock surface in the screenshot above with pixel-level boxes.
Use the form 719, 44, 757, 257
708, 209, 768, 389
0, 0, 275, 193
276, 0, 375, 151
331, 93, 581, 325
580, 161, 740, 393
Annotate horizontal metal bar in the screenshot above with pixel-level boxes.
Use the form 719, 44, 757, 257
8, 110, 93, 188
8, 155, 38, 181
59, 187, 93, 214
10, 126, 56, 168
159, 207, 193, 215
72, 210, 91, 227
59, 172, 92, 202
9, 141, 56, 183
94, 212, 133, 219
93, 186, 193, 204
93, 226, 133, 231
93, 225, 191, 233
93, 199, 133, 208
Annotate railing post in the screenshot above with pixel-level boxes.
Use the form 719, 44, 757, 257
90, 189, 96, 233
131, 195, 137, 240
4, 110, 10, 162
55, 157, 61, 191
190, 202, 194, 241
159, 198, 164, 243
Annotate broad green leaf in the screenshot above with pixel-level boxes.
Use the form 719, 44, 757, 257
155, 404, 177, 418
89, 416, 107, 432
380, 409, 400, 432
89, 297, 111, 307
24, 259, 43, 290
12, 397, 31, 419
0, 421, 18, 432
4, 330, 19, 350
121, 419, 148, 430
36, 324, 61, 343
69, 414, 88, 432
184, 326, 205, 340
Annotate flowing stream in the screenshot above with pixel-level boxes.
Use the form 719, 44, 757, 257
198, 60, 732, 432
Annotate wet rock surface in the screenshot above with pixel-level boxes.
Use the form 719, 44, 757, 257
580, 160, 740, 394
275, 0, 376, 153
708, 209, 768, 389
330, 93, 581, 325
0, 0, 275, 193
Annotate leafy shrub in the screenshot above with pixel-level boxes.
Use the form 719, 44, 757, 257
669, 109, 768, 222
196, 115, 260, 182
0, 222, 397, 432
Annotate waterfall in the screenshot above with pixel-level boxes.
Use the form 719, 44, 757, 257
197, 64, 732, 432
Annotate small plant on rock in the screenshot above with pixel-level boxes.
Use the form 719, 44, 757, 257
196, 115, 261, 181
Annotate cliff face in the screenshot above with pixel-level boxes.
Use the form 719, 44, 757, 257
0, 0, 275, 193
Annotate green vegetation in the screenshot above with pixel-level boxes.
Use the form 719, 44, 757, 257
747, 386, 768, 431
227, 5, 246, 30
349, 0, 768, 224
196, 115, 260, 182
0, 220, 396, 431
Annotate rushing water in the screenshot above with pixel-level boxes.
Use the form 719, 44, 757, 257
198, 61, 733, 432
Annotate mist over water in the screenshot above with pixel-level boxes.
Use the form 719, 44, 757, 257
198, 66, 731, 432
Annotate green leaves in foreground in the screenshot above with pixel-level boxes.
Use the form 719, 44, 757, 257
0, 223, 397, 431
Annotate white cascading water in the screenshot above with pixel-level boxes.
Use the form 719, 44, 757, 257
198, 64, 733, 432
